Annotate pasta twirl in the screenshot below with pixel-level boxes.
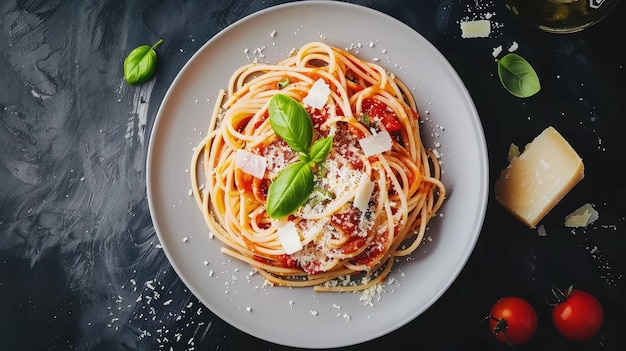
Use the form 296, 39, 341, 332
191, 42, 445, 292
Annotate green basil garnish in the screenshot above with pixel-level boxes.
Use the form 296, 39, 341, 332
497, 53, 541, 98
124, 39, 163, 85
266, 94, 332, 218
268, 94, 313, 154
309, 136, 333, 163
266, 161, 314, 219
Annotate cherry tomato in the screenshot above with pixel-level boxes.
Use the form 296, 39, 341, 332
488, 296, 538, 346
551, 287, 604, 341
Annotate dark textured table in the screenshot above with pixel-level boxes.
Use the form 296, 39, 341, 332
2, 0, 625, 350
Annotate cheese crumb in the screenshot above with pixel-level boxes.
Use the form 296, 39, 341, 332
359, 283, 384, 306
492, 45, 503, 58
565, 203, 599, 228
507, 143, 520, 162
460, 20, 491, 38
537, 225, 548, 237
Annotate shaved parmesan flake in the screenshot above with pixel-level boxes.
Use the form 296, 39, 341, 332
235, 149, 267, 179
359, 131, 392, 157
492, 45, 503, 58
303, 78, 330, 109
276, 221, 303, 254
303, 219, 326, 243
460, 20, 491, 38
565, 203, 599, 228
354, 174, 374, 213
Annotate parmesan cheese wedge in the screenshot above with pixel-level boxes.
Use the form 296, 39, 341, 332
495, 126, 584, 228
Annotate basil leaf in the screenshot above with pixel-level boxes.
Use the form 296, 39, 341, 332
497, 53, 541, 98
266, 161, 314, 219
269, 94, 313, 153
124, 39, 163, 85
309, 136, 333, 163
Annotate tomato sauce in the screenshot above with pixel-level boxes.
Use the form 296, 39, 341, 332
253, 111, 269, 129
234, 168, 254, 195
361, 98, 402, 132
351, 233, 388, 267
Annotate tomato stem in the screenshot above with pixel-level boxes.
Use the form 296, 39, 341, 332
489, 316, 516, 350
547, 284, 574, 306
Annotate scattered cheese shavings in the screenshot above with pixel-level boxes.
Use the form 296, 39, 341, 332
359, 283, 384, 306
460, 20, 491, 38
235, 149, 267, 179
303, 78, 330, 109
359, 131, 392, 157
565, 203, 599, 228
354, 173, 375, 213
276, 220, 303, 254
492, 45, 503, 58
537, 225, 548, 237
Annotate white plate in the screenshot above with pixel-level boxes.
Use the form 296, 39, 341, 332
147, 1, 488, 348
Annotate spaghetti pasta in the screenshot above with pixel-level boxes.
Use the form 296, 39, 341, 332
191, 42, 445, 292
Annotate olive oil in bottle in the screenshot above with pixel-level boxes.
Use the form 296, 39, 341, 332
504, 0, 620, 33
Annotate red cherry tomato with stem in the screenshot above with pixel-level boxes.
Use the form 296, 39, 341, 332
487, 296, 538, 346
550, 286, 604, 341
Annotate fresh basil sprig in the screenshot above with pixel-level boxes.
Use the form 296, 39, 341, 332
497, 53, 541, 98
269, 94, 313, 153
266, 94, 332, 219
124, 39, 164, 85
